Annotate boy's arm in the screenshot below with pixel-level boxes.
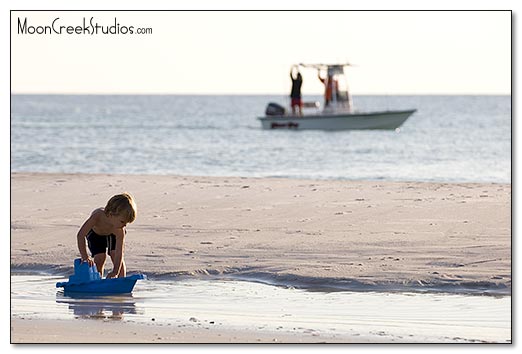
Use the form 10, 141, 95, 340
76, 212, 97, 266
107, 229, 125, 279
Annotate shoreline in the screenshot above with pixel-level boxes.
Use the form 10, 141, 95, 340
10, 266, 511, 296
9, 170, 512, 185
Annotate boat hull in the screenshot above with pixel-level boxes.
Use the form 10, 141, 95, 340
56, 274, 145, 294
55, 259, 146, 294
258, 109, 416, 130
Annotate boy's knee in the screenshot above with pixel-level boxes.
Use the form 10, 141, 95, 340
93, 253, 107, 265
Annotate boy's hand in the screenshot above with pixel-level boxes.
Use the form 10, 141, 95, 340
106, 271, 117, 279
81, 256, 94, 267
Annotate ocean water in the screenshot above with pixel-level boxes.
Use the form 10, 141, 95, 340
11, 94, 511, 183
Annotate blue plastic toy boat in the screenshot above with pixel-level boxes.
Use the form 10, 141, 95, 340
56, 258, 146, 294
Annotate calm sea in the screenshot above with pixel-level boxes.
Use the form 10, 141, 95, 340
11, 94, 511, 183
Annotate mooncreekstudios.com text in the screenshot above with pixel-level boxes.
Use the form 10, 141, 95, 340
17, 17, 152, 35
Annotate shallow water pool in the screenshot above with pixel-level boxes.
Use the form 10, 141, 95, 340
11, 274, 511, 343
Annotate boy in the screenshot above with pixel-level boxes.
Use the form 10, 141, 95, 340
77, 193, 137, 279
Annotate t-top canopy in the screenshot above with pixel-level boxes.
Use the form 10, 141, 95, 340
298, 63, 353, 75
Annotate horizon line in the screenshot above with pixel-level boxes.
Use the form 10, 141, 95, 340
10, 92, 512, 96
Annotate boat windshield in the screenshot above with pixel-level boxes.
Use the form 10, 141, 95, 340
297, 63, 353, 113
329, 72, 351, 111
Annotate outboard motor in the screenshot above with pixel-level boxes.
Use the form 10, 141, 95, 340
265, 102, 286, 116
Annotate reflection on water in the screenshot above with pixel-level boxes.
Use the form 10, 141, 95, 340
55, 292, 141, 320
11, 274, 511, 343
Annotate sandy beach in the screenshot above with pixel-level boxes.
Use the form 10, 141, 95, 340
11, 318, 379, 344
10, 172, 511, 343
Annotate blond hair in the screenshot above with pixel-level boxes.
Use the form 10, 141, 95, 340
104, 193, 137, 223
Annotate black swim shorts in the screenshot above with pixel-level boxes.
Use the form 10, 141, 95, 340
86, 229, 116, 256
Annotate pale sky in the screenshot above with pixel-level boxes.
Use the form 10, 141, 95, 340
11, 10, 511, 94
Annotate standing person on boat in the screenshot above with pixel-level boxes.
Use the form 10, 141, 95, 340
290, 65, 303, 116
318, 69, 336, 107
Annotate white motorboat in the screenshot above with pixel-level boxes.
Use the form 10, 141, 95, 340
258, 63, 416, 131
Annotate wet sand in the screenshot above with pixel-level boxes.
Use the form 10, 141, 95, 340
10, 172, 511, 343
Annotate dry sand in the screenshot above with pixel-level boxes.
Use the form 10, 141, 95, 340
12, 318, 380, 344
10, 172, 511, 343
